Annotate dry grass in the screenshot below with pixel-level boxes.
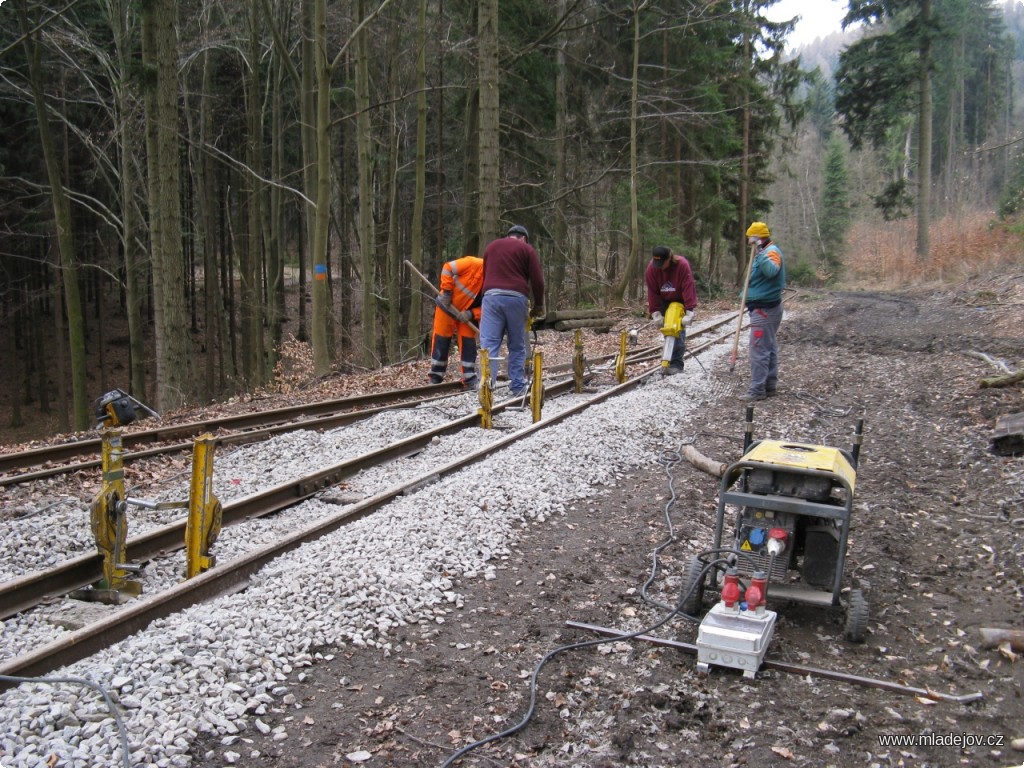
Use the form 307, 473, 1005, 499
843, 209, 1022, 289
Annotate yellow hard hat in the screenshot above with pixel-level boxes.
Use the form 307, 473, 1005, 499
746, 221, 770, 238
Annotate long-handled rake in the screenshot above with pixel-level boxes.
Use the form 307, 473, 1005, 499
728, 243, 758, 373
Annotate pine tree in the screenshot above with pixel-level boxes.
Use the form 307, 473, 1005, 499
819, 137, 850, 275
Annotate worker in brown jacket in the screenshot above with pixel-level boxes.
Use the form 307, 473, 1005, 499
429, 245, 484, 389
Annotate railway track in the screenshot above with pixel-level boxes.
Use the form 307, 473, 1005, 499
0, 316, 743, 691
0, 382, 467, 486
0, 311, 741, 487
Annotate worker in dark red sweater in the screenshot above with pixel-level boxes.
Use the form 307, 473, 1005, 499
645, 245, 698, 376
478, 225, 545, 397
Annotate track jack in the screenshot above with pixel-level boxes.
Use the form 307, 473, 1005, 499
185, 434, 222, 578
529, 350, 544, 423
74, 390, 159, 605
614, 330, 628, 384
74, 391, 224, 606
478, 349, 494, 429
572, 330, 585, 393
658, 302, 685, 374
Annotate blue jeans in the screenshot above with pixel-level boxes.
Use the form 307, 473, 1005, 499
479, 291, 529, 393
747, 304, 783, 394
668, 329, 687, 368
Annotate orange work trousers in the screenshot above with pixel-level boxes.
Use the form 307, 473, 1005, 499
428, 307, 478, 387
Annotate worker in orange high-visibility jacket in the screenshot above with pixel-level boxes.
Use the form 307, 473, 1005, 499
429, 245, 484, 389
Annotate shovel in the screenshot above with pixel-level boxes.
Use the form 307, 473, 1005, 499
404, 259, 479, 335
728, 243, 757, 372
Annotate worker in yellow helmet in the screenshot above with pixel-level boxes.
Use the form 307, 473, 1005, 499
739, 222, 786, 401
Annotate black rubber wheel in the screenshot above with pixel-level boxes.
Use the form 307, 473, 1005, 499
844, 588, 869, 642
680, 555, 707, 616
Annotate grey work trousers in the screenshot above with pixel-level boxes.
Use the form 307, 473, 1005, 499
747, 303, 783, 395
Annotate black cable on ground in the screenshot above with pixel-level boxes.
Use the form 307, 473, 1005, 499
439, 556, 732, 768
441, 432, 758, 766
638, 438, 691, 613
0, 673, 133, 768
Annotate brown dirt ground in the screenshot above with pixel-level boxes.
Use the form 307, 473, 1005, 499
3, 274, 1023, 767
180, 275, 1023, 767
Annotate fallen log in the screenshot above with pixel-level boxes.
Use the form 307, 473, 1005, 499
543, 308, 609, 321
683, 445, 727, 477
980, 370, 1024, 389
978, 627, 1024, 652
552, 318, 612, 332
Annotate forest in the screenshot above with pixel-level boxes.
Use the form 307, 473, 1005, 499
0, 0, 1022, 435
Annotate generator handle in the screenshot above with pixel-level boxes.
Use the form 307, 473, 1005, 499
743, 406, 754, 453
850, 419, 864, 468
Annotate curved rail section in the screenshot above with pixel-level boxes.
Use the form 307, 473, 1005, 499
0, 366, 662, 688
0, 382, 466, 484
0, 310, 746, 486
1, 316, 746, 621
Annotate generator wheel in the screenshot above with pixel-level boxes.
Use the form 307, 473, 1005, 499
680, 555, 707, 616
844, 588, 869, 642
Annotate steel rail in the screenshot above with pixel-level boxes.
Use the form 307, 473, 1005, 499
0, 320, 742, 620
0, 385, 465, 487
0, 382, 464, 477
0, 367, 660, 687
0, 376, 573, 620
565, 621, 984, 705
0, 311, 745, 486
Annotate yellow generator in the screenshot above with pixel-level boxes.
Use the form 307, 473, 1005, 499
683, 419, 868, 643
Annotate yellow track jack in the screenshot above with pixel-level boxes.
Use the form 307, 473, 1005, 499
74, 390, 159, 605
572, 330, 585, 393
185, 434, 222, 578
529, 350, 544, 423
659, 301, 685, 374
478, 349, 494, 429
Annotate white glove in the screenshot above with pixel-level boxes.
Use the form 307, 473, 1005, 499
651, 311, 663, 324
457, 309, 473, 323
682, 310, 694, 326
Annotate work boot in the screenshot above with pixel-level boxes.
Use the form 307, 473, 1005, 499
662, 365, 683, 377
738, 391, 766, 402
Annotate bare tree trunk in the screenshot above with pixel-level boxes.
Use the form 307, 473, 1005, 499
311, 0, 334, 375
916, 0, 932, 260
408, 0, 427, 344
434, 0, 446, 270
737, 0, 751, 286
461, 83, 480, 246
18, 5, 89, 430
241, 5, 266, 386
185, 13, 226, 401
385, 97, 401, 362
356, 0, 376, 368
105, 0, 148, 402
142, 0, 193, 411
613, 0, 645, 302
551, 0, 569, 301
267, 53, 286, 374
477, 0, 499, 244
49, 255, 69, 431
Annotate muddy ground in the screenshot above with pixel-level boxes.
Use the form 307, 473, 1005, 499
180, 275, 1024, 768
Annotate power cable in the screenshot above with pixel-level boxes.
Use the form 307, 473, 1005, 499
0, 673, 133, 768
441, 434, 760, 765
439, 556, 730, 768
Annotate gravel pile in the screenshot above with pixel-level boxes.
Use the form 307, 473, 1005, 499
0, 335, 734, 768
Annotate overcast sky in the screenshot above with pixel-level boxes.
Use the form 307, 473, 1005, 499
766, 0, 849, 49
